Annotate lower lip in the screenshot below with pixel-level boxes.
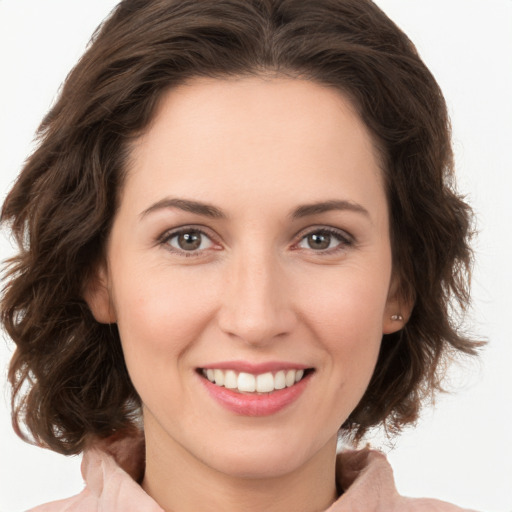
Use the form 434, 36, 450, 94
199, 373, 311, 416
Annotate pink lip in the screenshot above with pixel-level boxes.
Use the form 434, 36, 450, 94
198, 370, 312, 417
200, 360, 310, 373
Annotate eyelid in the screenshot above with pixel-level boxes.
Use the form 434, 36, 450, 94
292, 225, 354, 252
156, 224, 354, 257
158, 225, 222, 256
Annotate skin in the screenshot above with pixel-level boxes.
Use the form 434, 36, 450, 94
86, 76, 408, 512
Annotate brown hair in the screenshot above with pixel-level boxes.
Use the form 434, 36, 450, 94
1, 0, 481, 454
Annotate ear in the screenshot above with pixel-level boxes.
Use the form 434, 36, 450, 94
382, 274, 414, 334
83, 262, 116, 324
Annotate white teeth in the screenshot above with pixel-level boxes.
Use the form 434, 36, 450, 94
224, 370, 238, 389
274, 370, 286, 390
238, 372, 256, 392
285, 369, 296, 387
256, 372, 274, 393
214, 369, 224, 386
201, 368, 308, 393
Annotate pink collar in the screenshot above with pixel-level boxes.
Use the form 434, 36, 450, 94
29, 433, 475, 512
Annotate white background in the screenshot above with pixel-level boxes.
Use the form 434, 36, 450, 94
1, 1, 511, 511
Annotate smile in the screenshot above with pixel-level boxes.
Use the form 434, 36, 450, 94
197, 362, 315, 416
201, 368, 309, 394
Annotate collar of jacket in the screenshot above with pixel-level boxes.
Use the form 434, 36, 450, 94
28, 431, 476, 512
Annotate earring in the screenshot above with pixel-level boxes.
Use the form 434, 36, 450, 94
391, 314, 403, 321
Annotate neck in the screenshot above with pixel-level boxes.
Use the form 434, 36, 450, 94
142, 415, 338, 512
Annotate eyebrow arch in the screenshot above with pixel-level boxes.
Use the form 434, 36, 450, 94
140, 198, 227, 220
139, 197, 369, 221
290, 200, 370, 219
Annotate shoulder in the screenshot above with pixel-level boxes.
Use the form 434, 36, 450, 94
26, 490, 95, 512
333, 448, 478, 512
26, 435, 163, 512
399, 497, 479, 512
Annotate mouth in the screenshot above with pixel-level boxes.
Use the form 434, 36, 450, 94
198, 367, 314, 394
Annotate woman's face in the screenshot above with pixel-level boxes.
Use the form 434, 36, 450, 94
88, 76, 403, 478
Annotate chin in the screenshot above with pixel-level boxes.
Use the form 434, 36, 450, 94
197, 429, 334, 480
210, 448, 307, 479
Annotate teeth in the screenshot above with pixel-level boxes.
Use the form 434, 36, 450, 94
256, 372, 274, 393
274, 370, 286, 390
285, 369, 296, 387
214, 369, 225, 386
224, 370, 237, 389
238, 372, 256, 392
202, 368, 307, 393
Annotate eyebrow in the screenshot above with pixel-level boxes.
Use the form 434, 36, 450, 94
140, 198, 226, 219
290, 200, 370, 220
139, 197, 370, 221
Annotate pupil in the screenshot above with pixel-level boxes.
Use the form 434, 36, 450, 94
178, 232, 201, 250
308, 233, 330, 250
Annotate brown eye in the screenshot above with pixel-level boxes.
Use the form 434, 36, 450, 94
297, 229, 351, 252
178, 232, 201, 250
166, 229, 213, 252
306, 232, 331, 250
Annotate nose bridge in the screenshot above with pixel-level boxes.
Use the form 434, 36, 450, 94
218, 244, 295, 345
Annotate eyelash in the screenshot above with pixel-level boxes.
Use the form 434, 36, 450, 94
158, 226, 219, 258
294, 227, 354, 254
158, 226, 354, 257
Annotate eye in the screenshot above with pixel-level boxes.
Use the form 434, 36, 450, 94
163, 228, 214, 254
296, 228, 352, 252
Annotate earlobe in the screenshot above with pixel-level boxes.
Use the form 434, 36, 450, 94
83, 264, 116, 324
382, 311, 407, 334
382, 276, 414, 334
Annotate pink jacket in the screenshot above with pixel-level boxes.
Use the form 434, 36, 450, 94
28, 435, 477, 512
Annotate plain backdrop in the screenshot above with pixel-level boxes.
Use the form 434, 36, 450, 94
1, 1, 511, 511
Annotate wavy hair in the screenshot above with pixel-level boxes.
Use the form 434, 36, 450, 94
1, 0, 481, 454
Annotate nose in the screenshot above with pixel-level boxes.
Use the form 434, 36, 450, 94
217, 249, 297, 346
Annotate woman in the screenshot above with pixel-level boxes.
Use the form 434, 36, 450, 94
1, 0, 483, 510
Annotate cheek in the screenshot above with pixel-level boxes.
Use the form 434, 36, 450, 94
108, 264, 223, 422
299, 264, 390, 380
110, 263, 217, 373
302, 264, 389, 335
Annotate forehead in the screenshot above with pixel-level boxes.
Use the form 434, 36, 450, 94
123, 76, 386, 218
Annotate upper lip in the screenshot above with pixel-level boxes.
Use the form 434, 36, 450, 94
199, 361, 312, 374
